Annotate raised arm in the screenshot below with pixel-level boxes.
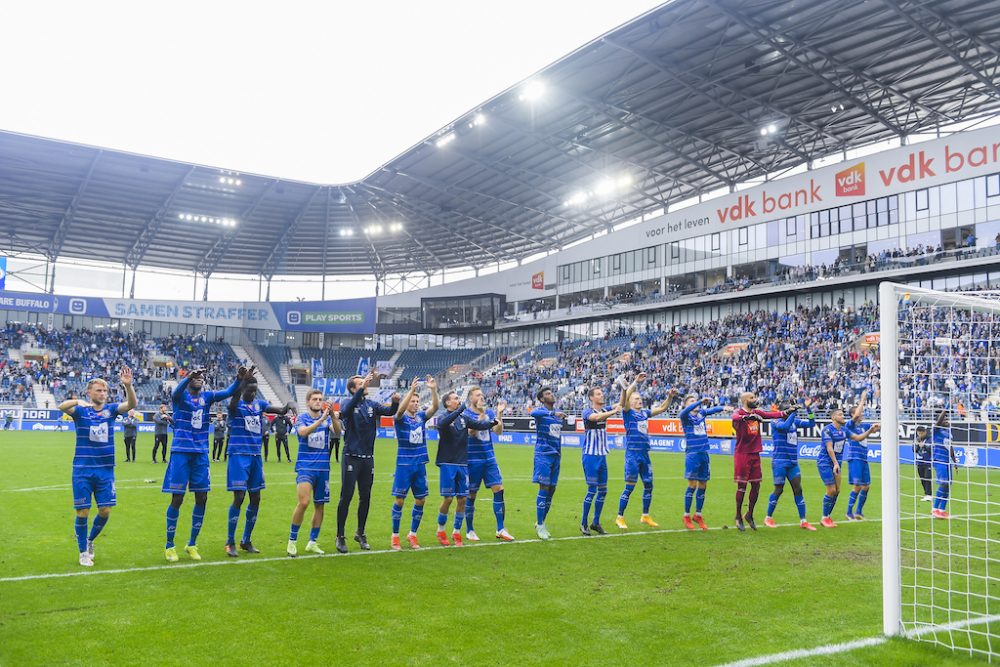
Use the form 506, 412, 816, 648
116, 367, 138, 414
425, 377, 440, 419
376, 391, 401, 417
775, 411, 797, 431
650, 388, 679, 417
850, 423, 880, 441
330, 411, 342, 437
342, 374, 370, 417
171, 375, 191, 402
58, 398, 81, 416
438, 406, 465, 428
852, 389, 869, 422
264, 402, 294, 416
588, 404, 621, 423
297, 408, 330, 437
679, 396, 700, 420
492, 400, 506, 436
396, 378, 419, 421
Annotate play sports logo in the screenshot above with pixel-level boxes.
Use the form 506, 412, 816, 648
835, 162, 865, 197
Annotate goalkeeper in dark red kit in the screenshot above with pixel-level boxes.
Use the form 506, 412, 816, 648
731, 392, 794, 532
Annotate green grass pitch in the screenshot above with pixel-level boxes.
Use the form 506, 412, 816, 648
0, 431, 992, 666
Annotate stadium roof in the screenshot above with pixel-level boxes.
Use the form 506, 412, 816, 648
2, 0, 999, 284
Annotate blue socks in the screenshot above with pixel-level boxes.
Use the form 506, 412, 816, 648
847, 490, 858, 515
594, 487, 607, 524
695, 488, 705, 514
935, 485, 949, 510
684, 487, 695, 514
165, 505, 180, 549
453, 512, 465, 532
641, 483, 653, 514
619, 483, 635, 515
228, 505, 240, 544
583, 486, 597, 526
189, 504, 205, 547
242, 505, 258, 544
391, 503, 403, 534
88, 514, 108, 541
856, 490, 868, 515
466, 497, 476, 532
493, 490, 505, 531
75, 516, 88, 552
767, 493, 779, 518
794, 494, 806, 520
411, 505, 424, 533
536, 490, 547, 525
289, 523, 301, 541
437, 512, 448, 529
309, 526, 320, 542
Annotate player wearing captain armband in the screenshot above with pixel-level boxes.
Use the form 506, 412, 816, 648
389, 376, 439, 551
59, 367, 137, 567
287, 390, 342, 557
764, 398, 816, 530
680, 393, 730, 531
615, 373, 676, 531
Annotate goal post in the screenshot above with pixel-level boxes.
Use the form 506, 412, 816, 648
880, 281, 1000, 660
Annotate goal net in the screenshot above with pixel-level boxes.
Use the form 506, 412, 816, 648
0, 405, 24, 431
880, 281, 1000, 660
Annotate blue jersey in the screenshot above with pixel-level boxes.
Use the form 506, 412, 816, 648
582, 407, 610, 456
71, 402, 121, 468
465, 408, 496, 463
622, 408, 651, 453
771, 413, 816, 464
680, 403, 723, 454
820, 423, 849, 467
228, 398, 266, 455
295, 412, 331, 473
170, 376, 240, 453
932, 426, 952, 464
436, 408, 493, 466
530, 407, 563, 456
395, 411, 430, 466
844, 420, 871, 462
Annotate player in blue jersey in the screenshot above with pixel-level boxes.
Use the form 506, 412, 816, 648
580, 387, 620, 536
224, 371, 294, 557
615, 373, 675, 531
434, 391, 497, 547
932, 411, 958, 519
287, 389, 341, 556
530, 387, 566, 540
816, 407, 876, 528
679, 393, 729, 531
59, 368, 137, 566
764, 399, 817, 531
163, 365, 245, 563
464, 386, 513, 543
390, 376, 439, 551
843, 390, 880, 521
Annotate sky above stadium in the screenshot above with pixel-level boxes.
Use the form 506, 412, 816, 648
0, 0, 664, 184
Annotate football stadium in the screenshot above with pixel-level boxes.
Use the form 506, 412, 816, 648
2, 1, 1000, 664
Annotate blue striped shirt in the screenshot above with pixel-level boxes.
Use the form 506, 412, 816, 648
582, 407, 610, 456
71, 402, 120, 468
530, 408, 563, 456
295, 412, 331, 473
395, 411, 429, 466
680, 403, 723, 454
932, 426, 952, 464
227, 398, 265, 456
465, 408, 496, 463
771, 413, 816, 464
622, 408, 651, 453
170, 376, 240, 453
820, 424, 848, 468
844, 420, 871, 462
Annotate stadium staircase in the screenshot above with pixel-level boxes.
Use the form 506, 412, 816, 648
31, 384, 56, 410
231, 342, 290, 407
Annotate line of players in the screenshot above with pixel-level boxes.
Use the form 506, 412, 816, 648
61, 365, 958, 566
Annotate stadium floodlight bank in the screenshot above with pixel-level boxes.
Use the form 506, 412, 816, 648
880, 281, 1000, 660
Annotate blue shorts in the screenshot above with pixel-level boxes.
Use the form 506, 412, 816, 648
772, 461, 801, 486
392, 463, 429, 499
295, 469, 331, 504
582, 454, 608, 486
227, 453, 265, 492
72, 468, 117, 509
162, 451, 211, 494
624, 450, 653, 484
934, 462, 952, 485
684, 451, 711, 482
848, 459, 871, 486
439, 463, 469, 497
468, 459, 503, 491
817, 461, 839, 486
532, 452, 561, 487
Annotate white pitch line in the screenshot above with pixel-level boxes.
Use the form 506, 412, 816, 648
712, 610, 1000, 666
0, 517, 872, 584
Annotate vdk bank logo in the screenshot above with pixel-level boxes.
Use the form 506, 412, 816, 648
835, 162, 865, 197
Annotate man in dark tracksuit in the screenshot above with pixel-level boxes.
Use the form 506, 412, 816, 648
914, 426, 933, 500
153, 405, 173, 463
262, 415, 272, 461
212, 413, 227, 462
336, 372, 399, 553
122, 410, 139, 462
274, 413, 292, 462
